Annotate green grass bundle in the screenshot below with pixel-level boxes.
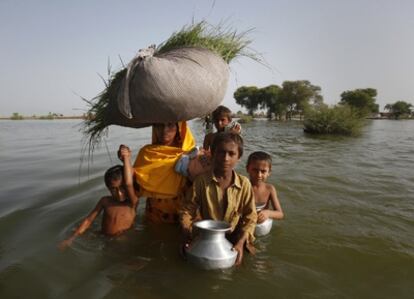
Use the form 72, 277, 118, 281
82, 21, 257, 152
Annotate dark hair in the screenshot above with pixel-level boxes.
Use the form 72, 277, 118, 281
104, 165, 123, 187
247, 151, 272, 170
152, 123, 181, 146
212, 105, 232, 122
211, 132, 244, 158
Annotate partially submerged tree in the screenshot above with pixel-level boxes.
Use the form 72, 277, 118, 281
233, 86, 262, 116
279, 80, 323, 120
340, 88, 379, 117
233, 80, 322, 119
11, 112, 23, 120
384, 101, 413, 119
258, 84, 284, 119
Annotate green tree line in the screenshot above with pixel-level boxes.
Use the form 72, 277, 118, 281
233, 81, 381, 120
234, 81, 413, 135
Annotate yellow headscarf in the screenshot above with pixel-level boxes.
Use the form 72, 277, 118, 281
133, 121, 196, 198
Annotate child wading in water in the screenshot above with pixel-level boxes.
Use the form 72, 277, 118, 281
246, 151, 284, 224
59, 145, 139, 249
203, 105, 241, 150
180, 132, 257, 265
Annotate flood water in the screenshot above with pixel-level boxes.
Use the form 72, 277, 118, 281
0, 119, 413, 298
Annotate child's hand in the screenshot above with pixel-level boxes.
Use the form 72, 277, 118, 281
230, 123, 241, 134
179, 230, 192, 259
232, 240, 244, 266
118, 145, 131, 161
257, 210, 270, 224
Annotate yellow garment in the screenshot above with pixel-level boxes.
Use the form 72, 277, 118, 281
133, 121, 196, 199
145, 196, 180, 223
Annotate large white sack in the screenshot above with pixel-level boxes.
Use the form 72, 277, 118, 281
106, 47, 229, 128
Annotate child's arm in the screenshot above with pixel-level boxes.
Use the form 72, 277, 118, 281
203, 133, 213, 150
58, 198, 104, 250
119, 145, 139, 209
179, 186, 197, 237
258, 184, 284, 222
179, 181, 202, 249
233, 180, 257, 265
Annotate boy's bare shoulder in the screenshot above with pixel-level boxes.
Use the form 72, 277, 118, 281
98, 196, 111, 205
265, 182, 277, 192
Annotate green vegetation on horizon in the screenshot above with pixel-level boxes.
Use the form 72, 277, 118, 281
384, 101, 413, 119
234, 80, 323, 120
233, 84, 414, 136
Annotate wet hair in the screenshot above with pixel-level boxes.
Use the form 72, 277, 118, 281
104, 165, 124, 187
211, 132, 244, 158
212, 105, 232, 122
247, 151, 272, 170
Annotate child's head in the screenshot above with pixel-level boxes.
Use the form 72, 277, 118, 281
152, 122, 180, 146
104, 165, 127, 202
211, 132, 243, 172
246, 151, 272, 184
212, 105, 232, 132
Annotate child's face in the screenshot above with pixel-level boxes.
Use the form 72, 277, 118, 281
212, 141, 240, 172
154, 122, 178, 146
214, 114, 230, 132
108, 178, 127, 202
247, 160, 271, 184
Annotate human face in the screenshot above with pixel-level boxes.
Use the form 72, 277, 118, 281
107, 178, 127, 202
212, 141, 240, 173
246, 160, 271, 184
214, 115, 230, 132
154, 123, 178, 146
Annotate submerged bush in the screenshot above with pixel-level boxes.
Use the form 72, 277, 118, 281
238, 114, 253, 123
303, 105, 364, 136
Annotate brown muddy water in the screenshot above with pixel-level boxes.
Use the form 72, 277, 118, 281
0, 119, 413, 298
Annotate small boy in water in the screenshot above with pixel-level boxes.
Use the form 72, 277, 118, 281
180, 132, 257, 265
59, 145, 139, 250
203, 105, 241, 150
246, 151, 284, 223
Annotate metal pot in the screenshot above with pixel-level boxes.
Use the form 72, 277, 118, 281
185, 220, 237, 270
255, 203, 273, 237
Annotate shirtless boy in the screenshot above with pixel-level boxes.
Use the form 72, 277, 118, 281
59, 145, 139, 249
246, 151, 284, 223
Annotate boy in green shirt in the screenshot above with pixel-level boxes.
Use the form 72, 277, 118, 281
180, 132, 257, 265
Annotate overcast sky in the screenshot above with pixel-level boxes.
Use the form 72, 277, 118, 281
1, 0, 413, 116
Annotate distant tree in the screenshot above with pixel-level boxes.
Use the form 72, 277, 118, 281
234, 86, 261, 116
280, 80, 323, 120
11, 112, 23, 120
340, 88, 379, 116
384, 101, 413, 119
256, 84, 283, 119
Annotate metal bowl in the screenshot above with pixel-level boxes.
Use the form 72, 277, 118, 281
186, 220, 237, 270
255, 218, 273, 236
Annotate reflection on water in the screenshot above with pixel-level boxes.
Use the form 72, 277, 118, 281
0, 119, 413, 298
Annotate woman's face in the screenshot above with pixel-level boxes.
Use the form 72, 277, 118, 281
154, 123, 178, 146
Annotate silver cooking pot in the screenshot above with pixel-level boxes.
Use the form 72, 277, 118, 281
255, 203, 273, 237
185, 220, 237, 270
